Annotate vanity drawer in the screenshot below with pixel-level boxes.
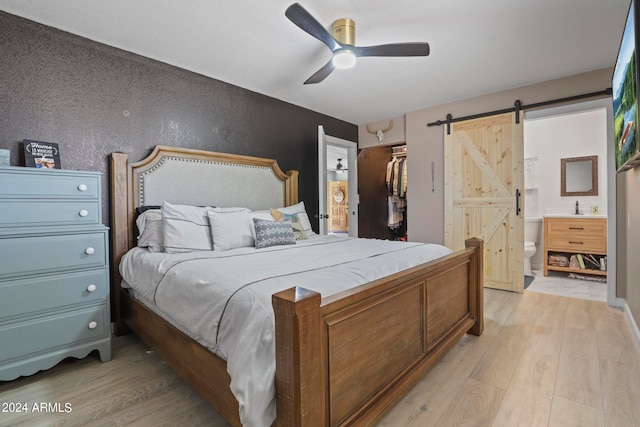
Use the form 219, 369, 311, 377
0, 269, 108, 320
0, 232, 107, 280
0, 169, 99, 200
0, 305, 108, 363
0, 200, 100, 228
546, 234, 607, 253
545, 218, 606, 236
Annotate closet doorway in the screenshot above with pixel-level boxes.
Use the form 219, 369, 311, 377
318, 125, 358, 236
356, 144, 408, 240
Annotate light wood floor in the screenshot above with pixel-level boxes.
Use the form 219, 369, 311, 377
1, 289, 639, 427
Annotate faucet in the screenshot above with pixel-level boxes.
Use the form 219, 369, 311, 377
575, 200, 579, 215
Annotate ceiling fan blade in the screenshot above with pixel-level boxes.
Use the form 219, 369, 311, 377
353, 42, 430, 57
285, 3, 340, 51
304, 60, 335, 85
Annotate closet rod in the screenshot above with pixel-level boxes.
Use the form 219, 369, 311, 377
426, 88, 612, 134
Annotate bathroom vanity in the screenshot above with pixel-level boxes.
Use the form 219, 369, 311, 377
543, 216, 607, 276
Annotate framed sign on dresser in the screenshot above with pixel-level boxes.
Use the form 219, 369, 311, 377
0, 167, 111, 381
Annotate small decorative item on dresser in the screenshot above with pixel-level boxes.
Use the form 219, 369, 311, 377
0, 149, 9, 167
23, 139, 61, 169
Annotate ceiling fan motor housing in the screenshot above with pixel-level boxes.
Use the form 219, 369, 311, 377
332, 18, 355, 46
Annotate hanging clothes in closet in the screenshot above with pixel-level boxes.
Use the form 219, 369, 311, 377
386, 147, 407, 238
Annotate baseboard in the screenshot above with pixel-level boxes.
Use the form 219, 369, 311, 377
623, 300, 640, 351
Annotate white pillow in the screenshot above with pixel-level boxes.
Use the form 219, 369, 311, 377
162, 202, 213, 253
207, 210, 254, 251
273, 201, 315, 236
136, 209, 164, 252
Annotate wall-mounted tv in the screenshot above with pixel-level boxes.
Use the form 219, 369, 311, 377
614, 0, 640, 171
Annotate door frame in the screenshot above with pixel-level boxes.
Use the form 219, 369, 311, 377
524, 98, 620, 307
318, 125, 358, 236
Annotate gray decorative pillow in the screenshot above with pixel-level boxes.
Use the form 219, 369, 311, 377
249, 210, 275, 239
136, 209, 164, 252
253, 218, 296, 249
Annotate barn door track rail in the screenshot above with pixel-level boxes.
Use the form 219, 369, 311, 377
428, 88, 612, 135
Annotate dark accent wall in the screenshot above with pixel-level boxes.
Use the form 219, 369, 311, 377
0, 11, 357, 229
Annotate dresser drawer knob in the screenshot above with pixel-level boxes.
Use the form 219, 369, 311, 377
88, 321, 98, 330
78, 183, 88, 191
79, 209, 89, 217
85, 247, 95, 255
87, 284, 97, 292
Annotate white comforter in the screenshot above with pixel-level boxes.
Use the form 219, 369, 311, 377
120, 235, 451, 426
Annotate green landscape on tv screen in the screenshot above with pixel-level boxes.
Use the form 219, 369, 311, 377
613, 0, 640, 171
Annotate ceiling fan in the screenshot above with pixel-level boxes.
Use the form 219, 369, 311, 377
285, 3, 430, 84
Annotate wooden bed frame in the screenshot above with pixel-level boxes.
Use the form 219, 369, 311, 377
109, 145, 484, 426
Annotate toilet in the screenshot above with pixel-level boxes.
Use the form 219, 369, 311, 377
524, 217, 542, 276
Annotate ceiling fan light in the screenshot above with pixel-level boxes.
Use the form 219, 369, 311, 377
332, 50, 356, 69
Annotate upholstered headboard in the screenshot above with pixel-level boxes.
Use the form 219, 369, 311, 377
135, 152, 292, 210
109, 145, 298, 329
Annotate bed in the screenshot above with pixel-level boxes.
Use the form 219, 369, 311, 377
109, 145, 484, 427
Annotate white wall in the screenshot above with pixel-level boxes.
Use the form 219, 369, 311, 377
524, 106, 608, 218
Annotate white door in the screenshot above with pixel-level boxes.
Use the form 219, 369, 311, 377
318, 125, 358, 236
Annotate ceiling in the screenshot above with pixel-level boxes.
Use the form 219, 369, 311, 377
0, 0, 630, 125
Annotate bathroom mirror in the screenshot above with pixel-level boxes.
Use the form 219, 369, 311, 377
561, 155, 598, 196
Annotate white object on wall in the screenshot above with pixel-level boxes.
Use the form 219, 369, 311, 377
524, 157, 538, 189
524, 106, 607, 217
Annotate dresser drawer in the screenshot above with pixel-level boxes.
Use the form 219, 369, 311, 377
0, 305, 108, 363
0, 200, 100, 228
546, 234, 607, 253
0, 269, 108, 320
545, 218, 606, 236
0, 232, 107, 280
0, 169, 99, 199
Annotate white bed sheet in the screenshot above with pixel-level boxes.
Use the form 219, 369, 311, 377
119, 235, 451, 427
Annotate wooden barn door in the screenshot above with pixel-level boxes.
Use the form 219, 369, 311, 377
444, 112, 524, 292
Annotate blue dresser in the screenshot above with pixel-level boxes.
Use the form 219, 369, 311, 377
0, 167, 111, 380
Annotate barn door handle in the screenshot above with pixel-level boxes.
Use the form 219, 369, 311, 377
515, 189, 521, 216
